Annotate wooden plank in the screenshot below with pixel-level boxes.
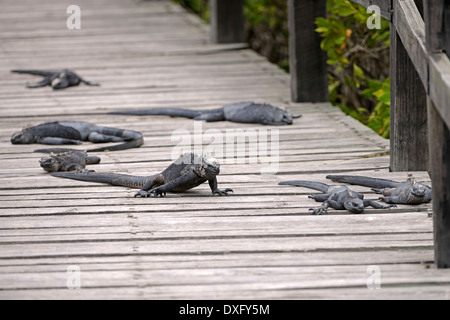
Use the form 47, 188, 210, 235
210, 0, 245, 43
288, 0, 328, 103
349, 0, 392, 20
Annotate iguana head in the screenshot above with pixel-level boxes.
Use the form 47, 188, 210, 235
39, 156, 61, 172
202, 154, 221, 176
343, 191, 365, 214
175, 153, 221, 178
258, 104, 301, 125
344, 199, 365, 214
11, 129, 35, 144
411, 183, 427, 199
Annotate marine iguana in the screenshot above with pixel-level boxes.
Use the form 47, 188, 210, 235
40, 151, 101, 173
11, 69, 99, 89
326, 175, 432, 205
11, 121, 144, 153
51, 153, 233, 198
279, 180, 395, 215
109, 101, 301, 126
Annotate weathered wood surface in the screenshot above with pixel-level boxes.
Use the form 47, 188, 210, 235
389, 0, 428, 172
425, 0, 450, 269
390, 29, 428, 171
0, 0, 447, 299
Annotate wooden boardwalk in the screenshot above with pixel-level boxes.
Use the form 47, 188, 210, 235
0, 0, 449, 299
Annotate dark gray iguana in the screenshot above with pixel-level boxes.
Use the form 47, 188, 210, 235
50, 153, 233, 198
326, 175, 432, 205
279, 180, 396, 215
11, 69, 99, 90
11, 121, 144, 153
40, 151, 101, 173
109, 102, 301, 126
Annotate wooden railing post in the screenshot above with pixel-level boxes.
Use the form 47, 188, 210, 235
424, 0, 450, 268
210, 0, 244, 44
288, 0, 328, 102
390, 0, 429, 172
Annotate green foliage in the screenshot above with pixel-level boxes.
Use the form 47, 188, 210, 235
173, 0, 209, 22
315, 0, 391, 138
244, 0, 289, 70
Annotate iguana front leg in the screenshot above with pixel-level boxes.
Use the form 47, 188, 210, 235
37, 137, 82, 145
208, 177, 233, 196
309, 201, 332, 215
364, 199, 397, 209
310, 199, 344, 215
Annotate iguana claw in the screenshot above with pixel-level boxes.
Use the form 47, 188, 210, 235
309, 208, 328, 215
151, 188, 167, 198
134, 190, 151, 198
213, 188, 234, 196
134, 188, 167, 198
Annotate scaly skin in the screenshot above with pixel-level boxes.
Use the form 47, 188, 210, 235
51, 153, 233, 198
39, 151, 101, 173
11, 121, 144, 153
109, 101, 301, 126
326, 175, 432, 205
279, 180, 395, 215
12, 69, 99, 89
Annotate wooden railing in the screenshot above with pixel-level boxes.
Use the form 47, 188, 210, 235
209, 0, 450, 268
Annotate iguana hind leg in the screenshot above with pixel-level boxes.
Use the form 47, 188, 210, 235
308, 194, 330, 202
26, 78, 51, 88
136, 173, 197, 198
134, 174, 165, 198
88, 132, 125, 143
364, 199, 397, 209
196, 112, 225, 122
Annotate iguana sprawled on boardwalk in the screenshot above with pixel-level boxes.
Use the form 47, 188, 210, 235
109, 102, 301, 126
326, 175, 432, 205
40, 151, 101, 173
11, 69, 99, 90
279, 180, 395, 215
11, 121, 144, 153
51, 153, 233, 198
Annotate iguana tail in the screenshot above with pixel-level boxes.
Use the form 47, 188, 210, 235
278, 180, 333, 193
50, 172, 150, 189
326, 175, 399, 189
11, 70, 55, 76
88, 136, 144, 152
34, 137, 144, 153
108, 108, 208, 119
34, 148, 79, 154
